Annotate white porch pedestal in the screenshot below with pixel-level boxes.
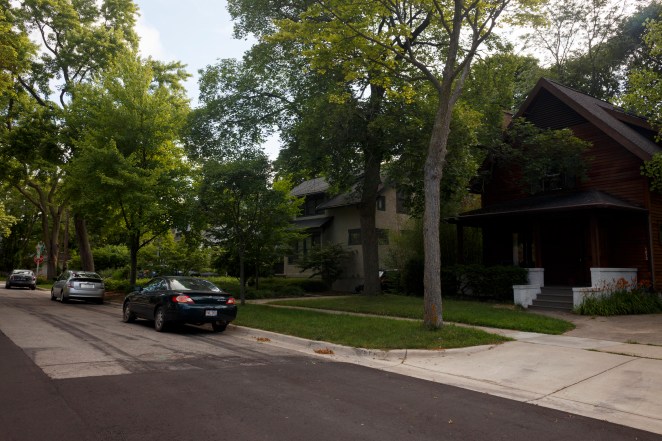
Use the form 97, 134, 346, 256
513, 268, 544, 308
572, 268, 637, 308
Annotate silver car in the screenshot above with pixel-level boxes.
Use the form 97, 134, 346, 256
6, 269, 37, 290
51, 270, 105, 304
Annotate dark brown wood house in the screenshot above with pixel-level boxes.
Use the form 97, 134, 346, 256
454, 78, 662, 302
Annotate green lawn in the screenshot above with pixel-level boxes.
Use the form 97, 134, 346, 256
233, 303, 511, 350
268, 295, 575, 335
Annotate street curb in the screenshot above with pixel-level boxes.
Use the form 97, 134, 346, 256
227, 324, 501, 362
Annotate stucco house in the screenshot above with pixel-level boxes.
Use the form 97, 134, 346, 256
281, 177, 410, 291
453, 78, 662, 310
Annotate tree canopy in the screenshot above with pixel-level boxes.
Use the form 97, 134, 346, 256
65, 51, 192, 285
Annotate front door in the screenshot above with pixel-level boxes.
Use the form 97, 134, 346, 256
540, 218, 590, 286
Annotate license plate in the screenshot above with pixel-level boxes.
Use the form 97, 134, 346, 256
205, 310, 218, 317
81, 283, 95, 288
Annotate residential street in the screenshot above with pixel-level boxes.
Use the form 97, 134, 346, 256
0, 287, 657, 440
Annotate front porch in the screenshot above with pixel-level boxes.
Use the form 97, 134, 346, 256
514, 267, 638, 311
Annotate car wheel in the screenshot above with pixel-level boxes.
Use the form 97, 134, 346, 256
154, 307, 167, 332
50, 289, 56, 301
5, 283, 10, 289
211, 321, 228, 332
30, 285, 36, 291
122, 303, 136, 323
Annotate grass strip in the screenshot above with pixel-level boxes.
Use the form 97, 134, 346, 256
269, 295, 575, 335
234, 304, 511, 350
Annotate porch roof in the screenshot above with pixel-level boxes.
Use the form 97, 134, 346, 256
451, 190, 647, 225
291, 216, 333, 229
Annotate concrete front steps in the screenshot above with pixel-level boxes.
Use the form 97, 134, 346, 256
529, 286, 574, 312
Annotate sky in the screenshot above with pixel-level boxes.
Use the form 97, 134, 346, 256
132, 1, 281, 158
133, 0, 253, 101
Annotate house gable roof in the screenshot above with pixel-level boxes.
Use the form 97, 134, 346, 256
515, 78, 660, 161
291, 177, 330, 197
291, 177, 387, 209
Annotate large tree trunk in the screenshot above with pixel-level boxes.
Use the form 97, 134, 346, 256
238, 248, 246, 305
359, 83, 386, 296
42, 209, 61, 280
359, 151, 382, 296
129, 232, 139, 286
75, 213, 94, 271
422, 94, 455, 329
62, 211, 70, 272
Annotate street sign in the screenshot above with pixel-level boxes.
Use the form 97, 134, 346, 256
33, 255, 44, 264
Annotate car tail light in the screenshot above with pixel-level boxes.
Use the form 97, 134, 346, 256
227, 297, 236, 305
172, 294, 195, 304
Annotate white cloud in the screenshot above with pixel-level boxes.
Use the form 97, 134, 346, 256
135, 15, 167, 60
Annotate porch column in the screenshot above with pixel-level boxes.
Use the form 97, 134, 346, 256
533, 222, 542, 268
590, 214, 602, 267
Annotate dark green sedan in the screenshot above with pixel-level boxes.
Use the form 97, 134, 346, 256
122, 276, 237, 333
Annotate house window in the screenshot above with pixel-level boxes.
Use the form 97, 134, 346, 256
288, 241, 299, 264
377, 229, 389, 245
376, 196, 386, 211
348, 228, 388, 245
534, 172, 578, 194
348, 229, 361, 246
311, 232, 321, 247
302, 194, 326, 216
512, 231, 535, 267
396, 190, 409, 214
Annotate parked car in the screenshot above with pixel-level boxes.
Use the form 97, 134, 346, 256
6, 269, 36, 290
50, 270, 105, 304
122, 276, 237, 333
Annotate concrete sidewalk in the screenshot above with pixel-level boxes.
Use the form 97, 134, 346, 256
230, 322, 662, 436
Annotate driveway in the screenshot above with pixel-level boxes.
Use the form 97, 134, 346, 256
533, 310, 662, 345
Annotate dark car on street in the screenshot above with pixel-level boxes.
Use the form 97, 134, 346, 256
51, 270, 105, 304
122, 276, 237, 333
6, 269, 37, 290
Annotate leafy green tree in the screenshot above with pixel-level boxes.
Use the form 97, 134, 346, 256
0, 0, 138, 277
64, 51, 192, 285
297, 243, 350, 288
0, 202, 17, 238
269, 0, 540, 327
198, 151, 302, 304
190, 41, 402, 296
525, 0, 659, 99
502, 119, 591, 193
622, 18, 662, 136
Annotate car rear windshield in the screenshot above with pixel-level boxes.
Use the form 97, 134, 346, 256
13, 270, 33, 275
71, 272, 101, 280
169, 278, 222, 292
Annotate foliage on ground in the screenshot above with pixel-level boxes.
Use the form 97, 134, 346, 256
233, 304, 510, 350
269, 295, 575, 335
576, 281, 662, 316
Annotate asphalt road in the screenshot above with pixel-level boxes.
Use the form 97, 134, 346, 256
0, 287, 656, 441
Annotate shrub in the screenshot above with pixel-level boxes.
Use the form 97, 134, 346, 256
298, 279, 329, 292
577, 279, 662, 315
103, 278, 133, 293
296, 244, 349, 287
454, 264, 527, 300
